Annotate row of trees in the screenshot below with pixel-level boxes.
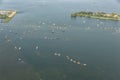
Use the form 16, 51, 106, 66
71, 11, 120, 20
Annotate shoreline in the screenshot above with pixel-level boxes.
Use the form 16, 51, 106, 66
0, 10, 16, 22
71, 11, 120, 21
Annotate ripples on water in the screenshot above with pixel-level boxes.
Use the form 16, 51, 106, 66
1, 0, 120, 80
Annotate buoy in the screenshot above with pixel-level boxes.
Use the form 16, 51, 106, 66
70, 59, 73, 62
73, 60, 76, 63
66, 56, 70, 59
76, 61, 80, 64
35, 46, 39, 50
18, 58, 21, 61
14, 46, 17, 49
54, 53, 58, 56
18, 47, 21, 50
83, 64, 87, 66
57, 53, 61, 56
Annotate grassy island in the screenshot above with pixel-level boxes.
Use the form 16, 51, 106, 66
0, 10, 16, 22
71, 11, 120, 20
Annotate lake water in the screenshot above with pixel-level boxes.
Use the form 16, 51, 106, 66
0, 0, 120, 80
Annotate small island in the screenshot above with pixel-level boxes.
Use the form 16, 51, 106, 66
71, 11, 120, 20
0, 10, 16, 23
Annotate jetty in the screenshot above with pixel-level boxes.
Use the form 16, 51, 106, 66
0, 10, 16, 22
71, 11, 120, 20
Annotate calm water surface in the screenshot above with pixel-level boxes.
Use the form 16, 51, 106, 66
0, 0, 120, 80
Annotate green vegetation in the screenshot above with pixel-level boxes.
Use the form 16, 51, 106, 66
71, 11, 120, 20
0, 14, 8, 19
0, 14, 10, 22
0, 15, 11, 22
0, 10, 16, 23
